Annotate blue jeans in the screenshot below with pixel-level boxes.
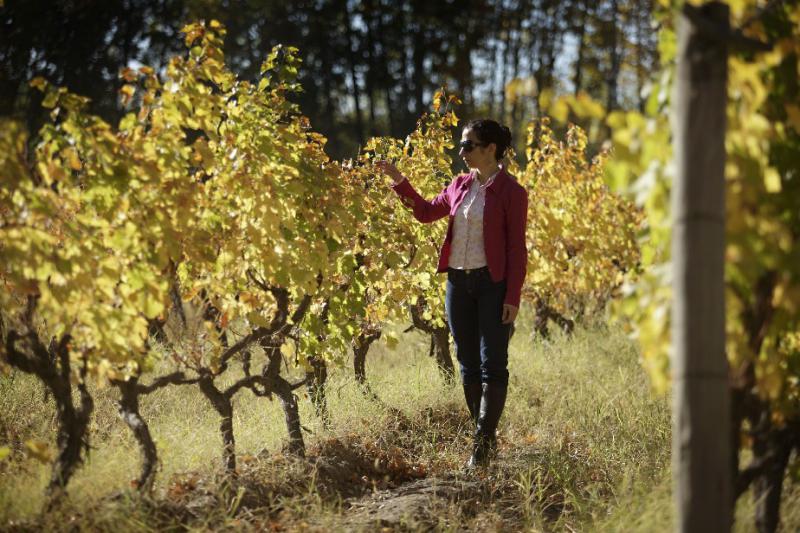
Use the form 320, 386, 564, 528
445, 267, 511, 386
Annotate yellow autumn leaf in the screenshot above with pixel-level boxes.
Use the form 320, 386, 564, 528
119, 84, 136, 106
763, 167, 782, 193
280, 341, 296, 359
384, 335, 399, 350
62, 147, 82, 170
785, 104, 800, 132
246, 311, 271, 328
24, 440, 53, 464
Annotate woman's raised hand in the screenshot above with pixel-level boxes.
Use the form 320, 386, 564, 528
374, 160, 406, 186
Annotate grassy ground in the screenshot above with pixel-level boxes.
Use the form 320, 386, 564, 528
0, 310, 797, 531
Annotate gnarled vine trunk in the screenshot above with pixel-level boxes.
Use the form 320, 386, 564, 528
274, 377, 305, 456
47, 365, 93, 509
353, 328, 382, 399
430, 327, 455, 382
263, 342, 305, 457
198, 376, 237, 475
532, 298, 574, 339
730, 271, 800, 532
116, 377, 158, 492
305, 355, 330, 428
410, 299, 455, 382
751, 423, 794, 533
5, 324, 94, 510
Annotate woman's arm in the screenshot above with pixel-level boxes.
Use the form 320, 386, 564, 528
503, 183, 529, 310
376, 160, 452, 223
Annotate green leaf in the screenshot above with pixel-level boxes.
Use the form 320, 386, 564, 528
246, 311, 271, 328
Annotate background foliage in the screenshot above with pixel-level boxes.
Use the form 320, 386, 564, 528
0, 0, 657, 158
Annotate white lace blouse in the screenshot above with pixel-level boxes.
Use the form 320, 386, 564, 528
448, 170, 499, 270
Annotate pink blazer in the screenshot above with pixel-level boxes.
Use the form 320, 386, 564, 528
392, 167, 528, 307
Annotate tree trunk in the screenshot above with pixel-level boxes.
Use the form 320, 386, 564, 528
264, 345, 305, 457
532, 297, 550, 338
398, 0, 413, 134
412, 27, 426, 115
46, 373, 93, 509
409, 300, 455, 382
353, 329, 381, 387
319, 27, 337, 144
508, 1, 523, 140
5, 329, 95, 510
532, 298, 575, 339
498, 9, 510, 122
374, 1, 396, 135
342, 3, 365, 146
363, 0, 377, 132
353, 339, 369, 386
273, 376, 305, 457
116, 378, 158, 492
731, 271, 777, 514
198, 376, 236, 475
671, 3, 731, 532
351, 329, 381, 401
573, 0, 588, 96
487, 30, 499, 117
305, 355, 330, 429
633, 0, 651, 112
752, 426, 793, 533
431, 328, 455, 383
605, 0, 621, 113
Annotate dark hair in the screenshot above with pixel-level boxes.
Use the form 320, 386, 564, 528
465, 119, 512, 161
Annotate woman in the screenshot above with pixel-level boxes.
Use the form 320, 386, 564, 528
376, 119, 528, 467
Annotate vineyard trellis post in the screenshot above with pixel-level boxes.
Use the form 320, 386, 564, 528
671, 2, 731, 532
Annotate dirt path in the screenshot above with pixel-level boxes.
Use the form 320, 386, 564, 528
344, 475, 483, 530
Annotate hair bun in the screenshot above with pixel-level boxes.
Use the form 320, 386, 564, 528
501, 125, 512, 146
465, 118, 513, 161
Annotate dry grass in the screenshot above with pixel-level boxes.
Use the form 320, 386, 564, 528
1, 308, 797, 531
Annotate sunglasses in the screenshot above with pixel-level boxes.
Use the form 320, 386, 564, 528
458, 140, 487, 152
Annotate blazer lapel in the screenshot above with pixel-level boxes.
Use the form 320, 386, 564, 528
452, 173, 474, 211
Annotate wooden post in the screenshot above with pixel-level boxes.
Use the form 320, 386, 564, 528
671, 3, 731, 532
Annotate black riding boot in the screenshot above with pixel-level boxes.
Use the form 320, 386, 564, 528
463, 382, 482, 428
467, 382, 507, 468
